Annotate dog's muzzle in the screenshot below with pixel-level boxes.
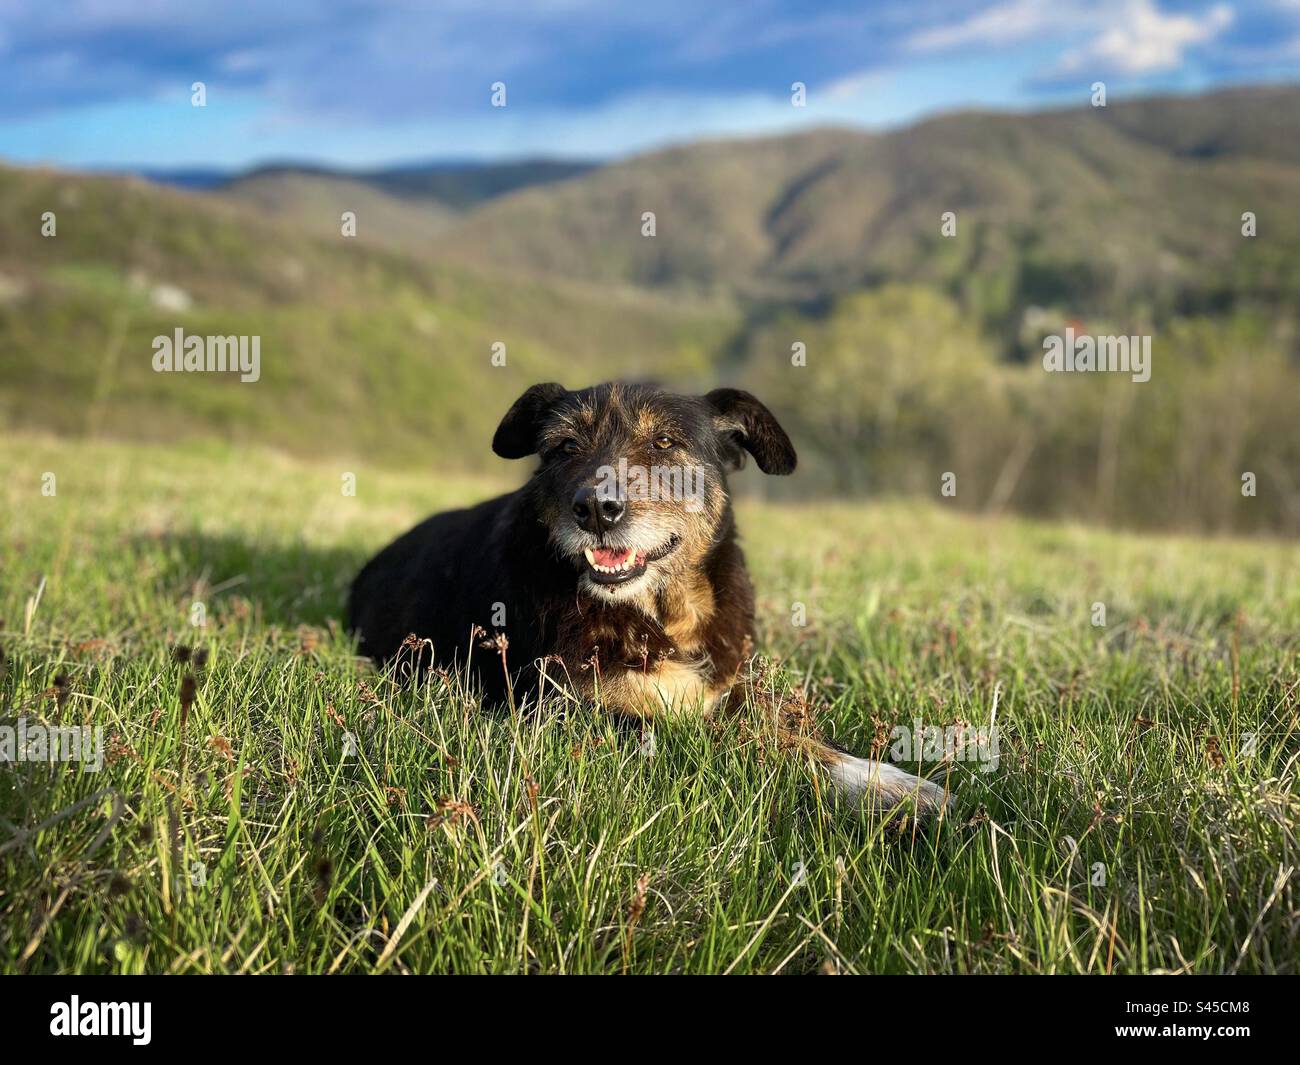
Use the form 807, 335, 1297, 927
582, 534, 681, 585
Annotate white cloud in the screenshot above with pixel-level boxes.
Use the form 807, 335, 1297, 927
907, 0, 1066, 52
822, 68, 892, 101
1054, 0, 1234, 76
907, 0, 1237, 79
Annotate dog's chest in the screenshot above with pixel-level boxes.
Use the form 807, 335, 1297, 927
555, 577, 726, 716
617, 657, 721, 717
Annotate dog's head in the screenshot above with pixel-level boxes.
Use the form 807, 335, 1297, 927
493, 381, 796, 603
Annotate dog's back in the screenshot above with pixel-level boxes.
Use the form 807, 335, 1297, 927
347, 490, 552, 687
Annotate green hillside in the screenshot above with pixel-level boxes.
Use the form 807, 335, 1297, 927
362, 158, 596, 210
0, 164, 738, 467
214, 158, 597, 253
442, 87, 1300, 325
217, 169, 457, 255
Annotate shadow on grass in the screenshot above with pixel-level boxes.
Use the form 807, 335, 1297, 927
132, 531, 372, 631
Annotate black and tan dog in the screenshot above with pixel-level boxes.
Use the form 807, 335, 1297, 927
348, 381, 947, 814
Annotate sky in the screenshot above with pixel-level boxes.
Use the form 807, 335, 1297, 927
1, 0, 1298, 171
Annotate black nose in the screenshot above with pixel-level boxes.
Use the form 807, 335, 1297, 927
572, 486, 626, 533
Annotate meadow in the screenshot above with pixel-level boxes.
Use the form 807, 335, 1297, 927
2, 431, 1296, 974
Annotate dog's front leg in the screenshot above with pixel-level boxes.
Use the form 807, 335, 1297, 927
602, 660, 726, 719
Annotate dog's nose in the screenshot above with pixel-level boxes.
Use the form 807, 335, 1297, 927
572, 486, 625, 532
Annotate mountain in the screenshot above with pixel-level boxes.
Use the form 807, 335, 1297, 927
217, 168, 457, 255
436, 86, 1300, 324
131, 167, 232, 190
143, 86, 1300, 326
128, 156, 598, 257
360, 158, 597, 210
207, 158, 596, 256
1090, 83, 1300, 164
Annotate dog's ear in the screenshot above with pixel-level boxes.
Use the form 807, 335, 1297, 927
492, 382, 567, 459
705, 388, 797, 475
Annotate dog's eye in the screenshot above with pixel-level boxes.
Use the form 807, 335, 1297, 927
652, 435, 675, 451
560, 439, 581, 456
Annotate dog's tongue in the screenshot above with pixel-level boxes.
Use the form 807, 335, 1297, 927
592, 546, 635, 567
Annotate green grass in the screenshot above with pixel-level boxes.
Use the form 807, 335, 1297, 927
2, 432, 1297, 973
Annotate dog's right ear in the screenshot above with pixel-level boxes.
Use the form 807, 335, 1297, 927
705, 388, 797, 475
492, 382, 567, 458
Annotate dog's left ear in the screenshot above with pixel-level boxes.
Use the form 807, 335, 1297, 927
493, 382, 567, 458
705, 388, 797, 475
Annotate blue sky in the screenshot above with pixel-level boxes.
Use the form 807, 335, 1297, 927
1, 0, 1298, 170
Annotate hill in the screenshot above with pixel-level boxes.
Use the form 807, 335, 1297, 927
439, 87, 1300, 324
150, 157, 597, 258
0, 163, 737, 467
217, 169, 457, 255
360, 158, 596, 209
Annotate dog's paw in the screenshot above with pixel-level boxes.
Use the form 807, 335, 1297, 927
824, 752, 951, 817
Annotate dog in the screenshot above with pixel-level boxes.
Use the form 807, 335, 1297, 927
347, 381, 948, 815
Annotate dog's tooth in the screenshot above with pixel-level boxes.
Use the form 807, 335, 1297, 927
584, 548, 596, 565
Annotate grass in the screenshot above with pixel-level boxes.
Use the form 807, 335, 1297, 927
1, 431, 1297, 974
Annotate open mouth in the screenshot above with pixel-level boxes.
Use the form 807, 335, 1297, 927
581, 535, 680, 585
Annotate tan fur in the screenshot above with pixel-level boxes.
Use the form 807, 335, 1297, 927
635, 405, 660, 436
604, 657, 726, 719
659, 573, 715, 652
